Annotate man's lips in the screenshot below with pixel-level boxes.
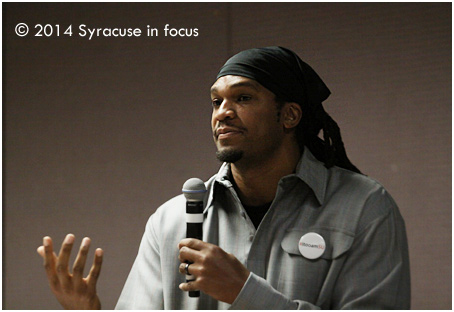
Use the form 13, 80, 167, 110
215, 126, 245, 139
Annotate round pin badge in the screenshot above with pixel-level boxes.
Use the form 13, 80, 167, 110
298, 232, 326, 259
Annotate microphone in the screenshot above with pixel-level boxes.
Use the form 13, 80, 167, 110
182, 178, 207, 298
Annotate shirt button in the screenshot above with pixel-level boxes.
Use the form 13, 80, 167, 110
249, 234, 254, 241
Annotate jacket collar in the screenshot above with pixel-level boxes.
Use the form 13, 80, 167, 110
294, 148, 328, 205
204, 147, 328, 212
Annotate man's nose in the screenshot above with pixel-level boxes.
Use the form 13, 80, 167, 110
214, 100, 236, 121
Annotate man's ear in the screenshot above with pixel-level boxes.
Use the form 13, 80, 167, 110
282, 103, 302, 130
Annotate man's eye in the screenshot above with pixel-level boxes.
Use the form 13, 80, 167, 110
238, 95, 251, 102
211, 99, 221, 107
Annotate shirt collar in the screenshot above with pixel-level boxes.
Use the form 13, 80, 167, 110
214, 162, 232, 184
205, 147, 328, 211
204, 163, 231, 213
293, 148, 328, 205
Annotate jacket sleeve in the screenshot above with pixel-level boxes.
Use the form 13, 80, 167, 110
331, 190, 411, 309
115, 215, 164, 309
229, 272, 319, 309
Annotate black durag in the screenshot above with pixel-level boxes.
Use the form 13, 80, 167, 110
215, 46, 361, 174
216, 46, 330, 112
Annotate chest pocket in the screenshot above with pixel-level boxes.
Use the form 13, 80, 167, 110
281, 228, 354, 259
277, 228, 354, 302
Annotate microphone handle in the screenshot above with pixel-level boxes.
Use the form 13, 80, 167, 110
186, 200, 203, 297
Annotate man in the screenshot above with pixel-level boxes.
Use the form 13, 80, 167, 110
37, 46, 411, 309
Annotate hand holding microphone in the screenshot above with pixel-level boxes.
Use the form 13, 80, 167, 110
178, 178, 250, 303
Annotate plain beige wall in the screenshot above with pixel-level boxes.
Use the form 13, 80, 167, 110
5, 3, 451, 309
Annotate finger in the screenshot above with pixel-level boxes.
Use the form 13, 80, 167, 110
178, 245, 200, 264
41, 236, 59, 290
72, 237, 91, 282
86, 248, 103, 293
179, 281, 199, 292
179, 263, 186, 275
178, 262, 198, 276
37, 245, 45, 258
178, 238, 205, 251
56, 234, 75, 287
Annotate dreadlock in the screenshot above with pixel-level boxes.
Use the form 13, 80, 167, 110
296, 103, 361, 174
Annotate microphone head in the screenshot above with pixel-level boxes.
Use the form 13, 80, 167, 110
182, 178, 207, 201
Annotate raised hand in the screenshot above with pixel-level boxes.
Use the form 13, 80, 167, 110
37, 234, 103, 310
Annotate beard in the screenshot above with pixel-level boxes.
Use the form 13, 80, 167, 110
216, 148, 244, 163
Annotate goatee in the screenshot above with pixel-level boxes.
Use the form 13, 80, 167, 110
216, 148, 244, 163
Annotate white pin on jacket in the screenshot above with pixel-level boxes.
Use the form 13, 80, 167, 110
298, 232, 326, 260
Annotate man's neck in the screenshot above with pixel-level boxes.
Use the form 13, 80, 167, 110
230, 144, 302, 207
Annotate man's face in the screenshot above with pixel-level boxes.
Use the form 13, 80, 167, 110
211, 75, 286, 164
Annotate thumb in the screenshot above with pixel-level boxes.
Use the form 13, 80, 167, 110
37, 245, 45, 258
